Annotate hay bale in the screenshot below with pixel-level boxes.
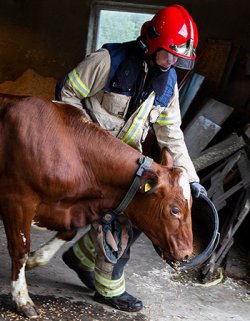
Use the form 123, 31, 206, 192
0, 69, 57, 99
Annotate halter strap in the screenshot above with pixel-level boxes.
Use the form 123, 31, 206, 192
101, 156, 153, 224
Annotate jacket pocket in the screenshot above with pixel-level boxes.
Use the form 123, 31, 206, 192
102, 91, 130, 119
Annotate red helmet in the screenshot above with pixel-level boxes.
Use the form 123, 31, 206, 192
140, 4, 198, 70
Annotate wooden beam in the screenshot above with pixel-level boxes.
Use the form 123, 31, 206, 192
193, 133, 245, 171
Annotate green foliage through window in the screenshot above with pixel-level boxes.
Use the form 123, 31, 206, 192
96, 10, 153, 49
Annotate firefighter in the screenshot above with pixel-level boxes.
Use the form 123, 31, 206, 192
56, 4, 207, 312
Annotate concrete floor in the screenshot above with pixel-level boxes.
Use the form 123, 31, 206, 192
0, 222, 249, 321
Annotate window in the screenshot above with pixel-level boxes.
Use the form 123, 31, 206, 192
87, 1, 163, 54
96, 10, 153, 50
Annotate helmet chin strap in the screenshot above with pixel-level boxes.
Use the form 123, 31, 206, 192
137, 36, 148, 54
159, 66, 170, 72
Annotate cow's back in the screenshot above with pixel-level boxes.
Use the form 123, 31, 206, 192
0, 94, 94, 197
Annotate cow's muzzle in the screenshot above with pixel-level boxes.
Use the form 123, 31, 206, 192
152, 245, 183, 269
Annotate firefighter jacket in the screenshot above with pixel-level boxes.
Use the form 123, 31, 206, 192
59, 41, 199, 183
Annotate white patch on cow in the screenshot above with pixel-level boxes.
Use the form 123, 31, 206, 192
31, 220, 49, 231
27, 236, 66, 269
20, 232, 26, 246
179, 169, 191, 208
52, 99, 65, 104
12, 263, 33, 308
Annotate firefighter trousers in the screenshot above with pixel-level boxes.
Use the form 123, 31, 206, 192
68, 225, 141, 297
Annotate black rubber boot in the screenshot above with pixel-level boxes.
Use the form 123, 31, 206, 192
94, 291, 143, 312
62, 248, 95, 291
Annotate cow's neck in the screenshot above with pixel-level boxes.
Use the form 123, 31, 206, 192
77, 124, 144, 216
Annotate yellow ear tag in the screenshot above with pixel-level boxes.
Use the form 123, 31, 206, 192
145, 183, 152, 192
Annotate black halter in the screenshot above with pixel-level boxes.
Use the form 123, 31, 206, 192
101, 156, 153, 224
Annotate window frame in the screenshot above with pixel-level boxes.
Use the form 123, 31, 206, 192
86, 0, 163, 54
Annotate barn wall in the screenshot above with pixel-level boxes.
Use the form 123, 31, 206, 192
0, 0, 249, 82
0, 0, 90, 81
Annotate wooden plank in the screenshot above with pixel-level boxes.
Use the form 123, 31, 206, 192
184, 98, 234, 159
195, 39, 231, 88
205, 190, 250, 279
243, 123, 250, 140
184, 116, 221, 159
219, 46, 239, 95
192, 98, 234, 126
200, 150, 250, 211
193, 133, 245, 171
179, 73, 205, 118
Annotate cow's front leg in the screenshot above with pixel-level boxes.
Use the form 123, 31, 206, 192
12, 258, 38, 318
26, 230, 77, 270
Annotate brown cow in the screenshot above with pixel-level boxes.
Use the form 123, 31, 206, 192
0, 93, 193, 318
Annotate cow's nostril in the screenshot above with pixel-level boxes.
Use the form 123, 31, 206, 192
184, 255, 189, 260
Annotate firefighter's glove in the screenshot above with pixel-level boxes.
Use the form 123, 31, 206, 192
190, 182, 207, 198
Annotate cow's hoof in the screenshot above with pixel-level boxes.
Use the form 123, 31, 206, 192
25, 260, 39, 270
20, 303, 39, 319
26, 253, 48, 270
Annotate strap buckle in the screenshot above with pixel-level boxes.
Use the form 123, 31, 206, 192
101, 210, 117, 225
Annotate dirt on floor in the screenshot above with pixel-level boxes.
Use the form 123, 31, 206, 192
0, 294, 148, 321
0, 223, 250, 321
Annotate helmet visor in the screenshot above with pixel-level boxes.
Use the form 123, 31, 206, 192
174, 56, 195, 70
169, 39, 196, 70
169, 39, 196, 58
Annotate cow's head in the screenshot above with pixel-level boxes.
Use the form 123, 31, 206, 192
129, 148, 193, 266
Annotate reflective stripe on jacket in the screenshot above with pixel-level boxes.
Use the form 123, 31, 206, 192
59, 45, 199, 182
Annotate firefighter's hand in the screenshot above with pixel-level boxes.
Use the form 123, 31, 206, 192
190, 182, 207, 198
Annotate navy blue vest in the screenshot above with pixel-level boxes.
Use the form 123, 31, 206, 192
103, 41, 177, 108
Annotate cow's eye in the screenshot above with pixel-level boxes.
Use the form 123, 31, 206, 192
171, 207, 180, 216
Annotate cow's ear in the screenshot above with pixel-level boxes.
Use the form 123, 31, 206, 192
139, 170, 158, 194
160, 147, 173, 167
